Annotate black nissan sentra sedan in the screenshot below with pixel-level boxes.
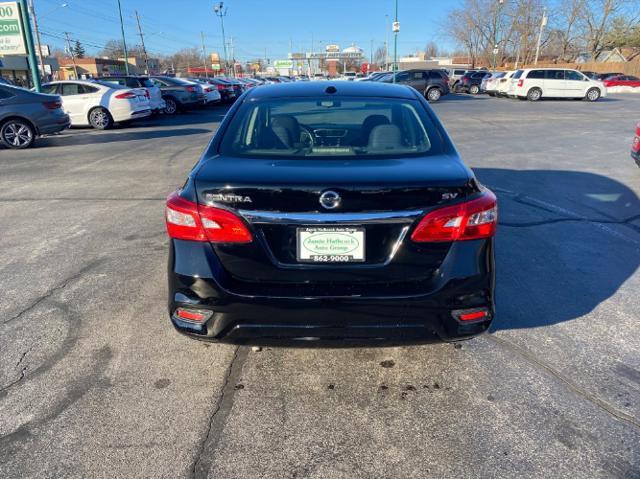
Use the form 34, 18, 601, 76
165, 81, 497, 345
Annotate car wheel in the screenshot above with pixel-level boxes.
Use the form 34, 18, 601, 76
164, 97, 179, 115
469, 85, 480, 95
88, 107, 113, 130
527, 88, 542, 101
426, 88, 442, 102
1, 119, 35, 149
585, 88, 601, 102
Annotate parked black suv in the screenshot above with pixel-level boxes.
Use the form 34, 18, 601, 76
381, 69, 450, 101
457, 71, 490, 94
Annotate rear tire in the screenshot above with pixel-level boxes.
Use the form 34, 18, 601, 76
0, 119, 35, 149
164, 97, 179, 115
469, 85, 480, 95
88, 107, 113, 130
527, 88, 542, 101
426, 88, 442, 102
584, 88, 601, 102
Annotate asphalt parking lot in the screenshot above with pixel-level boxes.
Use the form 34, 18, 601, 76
1, 93, 639, 479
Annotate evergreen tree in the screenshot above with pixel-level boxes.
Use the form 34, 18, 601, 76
73, 40, 86, 59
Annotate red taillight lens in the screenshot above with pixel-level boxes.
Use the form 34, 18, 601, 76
174, 308, 212, 323
216, 84, 225, 90
453, 308, 490, 322
204, 87, 212, 92
410, 191, 498, 243
115, 91, 136, 99
144, 89, 150, 99
186, 86, 196, 92
43, 100, 62, 110
517, 79, 524, 87
165, 191, 253, 243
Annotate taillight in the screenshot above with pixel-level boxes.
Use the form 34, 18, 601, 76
410, 191, 497, 243
115, 91, 136, 99
452, 308, 490, 322
165, 191, 253, 243
43, 101, 62, 110
517, 79, 524, 87
216, 84, 225, 90
144, 89, 150, 99
174, 308, 213, 323
186, 86, 196, 92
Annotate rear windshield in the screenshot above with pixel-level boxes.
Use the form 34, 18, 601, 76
512, 70, 524, 79
140, 78, 154, 87
218, 97, 443, 159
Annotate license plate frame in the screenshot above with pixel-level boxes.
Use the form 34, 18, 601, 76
296, 226, 365, 263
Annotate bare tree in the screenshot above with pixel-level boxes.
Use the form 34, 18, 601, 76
424, 41, 439, 58
578, 0, 639, 54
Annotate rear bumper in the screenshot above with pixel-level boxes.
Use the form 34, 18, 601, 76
38, 117, 70, 135
167, 239, 495, 346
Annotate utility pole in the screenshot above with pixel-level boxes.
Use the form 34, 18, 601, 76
27, 0, 45, 80
134, 11, 149, 75
63, 32, 79, 80
116, 0, 129, 75
385, 14, 390, 70
534, 7, 547, 65
229, 36, 235, 77
392, 0, 399, 82
213, 2, 228, 77
201, 31, 209, 78
491, 0, 505, 70
370, 39, 373, 67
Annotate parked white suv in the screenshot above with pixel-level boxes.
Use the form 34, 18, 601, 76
508, 68, 605, 101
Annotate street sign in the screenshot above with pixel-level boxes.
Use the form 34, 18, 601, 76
392, 21, 400, 32
0, 2, 26, 55
492, 48, 499, 55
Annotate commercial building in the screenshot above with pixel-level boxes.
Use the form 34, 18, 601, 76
0, 55, 60, 87
59, 56, 161, 80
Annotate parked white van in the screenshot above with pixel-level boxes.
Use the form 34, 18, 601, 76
508, 68, 606, 101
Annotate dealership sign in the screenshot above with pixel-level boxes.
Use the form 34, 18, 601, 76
273, 59, 293, 69
0, 2, 26, 55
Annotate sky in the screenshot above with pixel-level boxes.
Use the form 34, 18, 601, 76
34, 0, 457, 62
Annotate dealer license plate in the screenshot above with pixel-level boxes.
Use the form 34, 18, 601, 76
296, 227, 365, 263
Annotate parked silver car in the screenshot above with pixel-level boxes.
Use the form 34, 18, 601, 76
0, 84, 70, 149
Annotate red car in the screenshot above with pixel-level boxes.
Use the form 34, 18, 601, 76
632, 122, 640, 166
603, 75, 640, 88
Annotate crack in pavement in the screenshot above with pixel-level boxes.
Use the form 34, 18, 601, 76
192, 346, 249, 479
500, 214, 640, 228
2, 259, 105, 326
489, 187, 640, 245
487, 335, 640, 430
0, 367, 27, 394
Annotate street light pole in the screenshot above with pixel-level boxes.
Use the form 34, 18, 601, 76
116, 0, 129, 75
534, 7, 547, 65
392, 0, 399, 83
491, 0, 505, 71
135, 11, 149, 75
213, 2, 228, 77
